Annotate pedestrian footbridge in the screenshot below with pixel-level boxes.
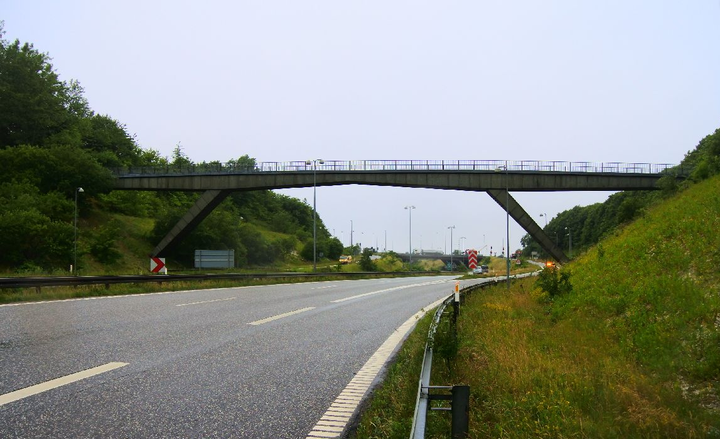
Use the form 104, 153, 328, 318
112, 160, 682, 263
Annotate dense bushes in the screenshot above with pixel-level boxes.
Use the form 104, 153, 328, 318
536, 266, 572, 299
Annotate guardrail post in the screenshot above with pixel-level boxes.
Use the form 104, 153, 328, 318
451, 385, 470, 438
453, 282, 460, 327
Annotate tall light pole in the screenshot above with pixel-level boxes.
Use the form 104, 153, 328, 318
405, 206, 416, 263
566, 227, 572, 259
74, 187, 84, 274
447, 225, 455, 270
459, 236, 467, 251
350, 220, 354, 254
306, 159, 324, 272
540, 213, 548, 228
495, 163, 510, 291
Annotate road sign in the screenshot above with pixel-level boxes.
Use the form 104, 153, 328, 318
150, 257, 166, 273
468, 250, 478, 269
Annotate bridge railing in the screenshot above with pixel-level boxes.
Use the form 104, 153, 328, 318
113, 160, 679, 177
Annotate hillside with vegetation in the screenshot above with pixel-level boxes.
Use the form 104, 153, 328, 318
522, 127, 720, 259
0, 24, 342, 274
355, 140, 720, 438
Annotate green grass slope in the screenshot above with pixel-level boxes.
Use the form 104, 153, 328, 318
559, 174, 720, 392
353, 175, 720, 438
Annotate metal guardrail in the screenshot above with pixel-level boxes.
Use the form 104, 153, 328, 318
410, 272, 541, 438
112, 159, 680, 177
410, 293, 456, 438
0, 271, 436, 291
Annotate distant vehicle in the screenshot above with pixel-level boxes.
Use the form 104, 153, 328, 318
338, 255, 353, 264
472, 265, 489, 274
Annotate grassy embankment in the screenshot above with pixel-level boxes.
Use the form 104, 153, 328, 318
354, 176, 720, 438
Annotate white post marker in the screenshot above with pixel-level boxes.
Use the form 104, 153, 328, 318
454, 281, 460, 303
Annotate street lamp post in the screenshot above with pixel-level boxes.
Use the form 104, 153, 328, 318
448, 225, 455, 270
306, 159, 324, 272
495, 163, 510, 291
566, 227, 572, 259
405, 206, 416, 263
74, 187, 84, 274
540, 213, 548, 228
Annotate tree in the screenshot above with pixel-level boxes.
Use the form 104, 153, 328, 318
0, 24, 78, 148
89, 222, 122, 264
82, 114, 142, 167
359, 248, 376, 271
0, 181, 74, 268
323, 237, 344, 260
171, 143, 193, 167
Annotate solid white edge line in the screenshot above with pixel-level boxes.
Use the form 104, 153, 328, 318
305, 295, 448, 439
0, 362, 129, 407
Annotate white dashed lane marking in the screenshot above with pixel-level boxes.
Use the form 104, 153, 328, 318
176, 297, 237, 307
0, 362, 129, 407
331, 279, 450, 303
247, 307, 316, 326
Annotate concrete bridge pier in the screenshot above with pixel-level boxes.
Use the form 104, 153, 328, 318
151, 189, 232, 257
486, 189, 569, 263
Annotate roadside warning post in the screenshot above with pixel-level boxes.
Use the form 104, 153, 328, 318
468, 250, 478, 270
150, 257, 167, 274
453, 281, 460, 324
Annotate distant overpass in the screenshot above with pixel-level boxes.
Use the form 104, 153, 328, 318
112, 159, 682, 263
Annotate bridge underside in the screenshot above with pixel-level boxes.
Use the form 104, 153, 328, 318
115, 170, 662, 192
114, 170, 663, 261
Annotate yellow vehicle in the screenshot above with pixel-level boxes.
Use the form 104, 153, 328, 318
338, 255, 353, 264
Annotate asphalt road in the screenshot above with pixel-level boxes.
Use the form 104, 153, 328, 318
0, 275, 482, 438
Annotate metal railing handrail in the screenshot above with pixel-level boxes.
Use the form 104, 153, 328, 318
112, 159, 681, 177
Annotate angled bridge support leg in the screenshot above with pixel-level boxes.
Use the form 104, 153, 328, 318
151, 189, 232, 257
486, 189, 569, 264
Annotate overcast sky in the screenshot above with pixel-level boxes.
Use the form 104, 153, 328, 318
4, 1, 720, 255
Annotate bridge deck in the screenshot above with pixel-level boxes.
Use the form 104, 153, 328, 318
114, 159, 677, 177
114, 171, 672, 192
